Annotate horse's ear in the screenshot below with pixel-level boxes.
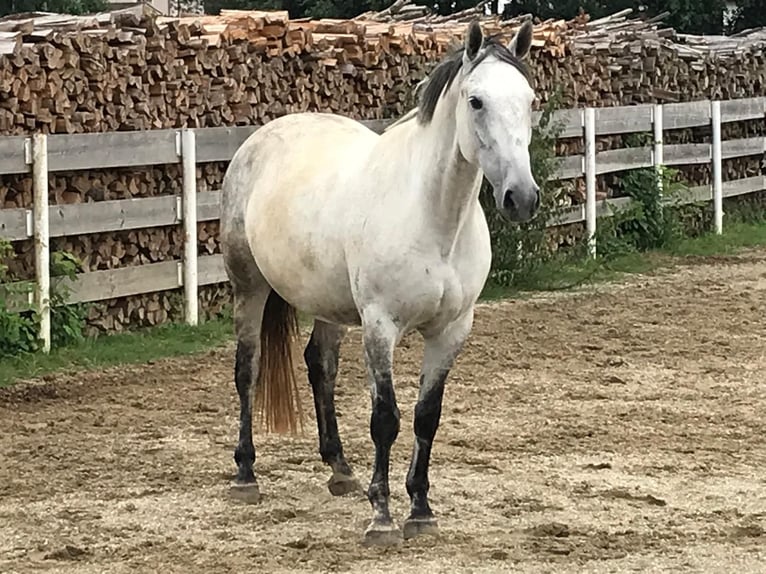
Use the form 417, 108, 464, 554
509, 20, 533, 60
464, 20, 484, 61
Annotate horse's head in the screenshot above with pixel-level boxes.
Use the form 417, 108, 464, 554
455, 21, 539, 222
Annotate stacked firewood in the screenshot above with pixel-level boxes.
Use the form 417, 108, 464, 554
85, 291, 183, 333
2, 5, 766, 332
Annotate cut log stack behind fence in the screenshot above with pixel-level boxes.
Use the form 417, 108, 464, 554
1, 7, 766, 348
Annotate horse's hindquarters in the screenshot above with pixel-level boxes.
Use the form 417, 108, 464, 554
236, 114, 377, 323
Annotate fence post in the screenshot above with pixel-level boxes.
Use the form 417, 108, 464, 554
32, 133, 51, 353
711, 100, 723, 234
181, 128, 199, 326
584, 107, 597, 258
653, 104, 664, 197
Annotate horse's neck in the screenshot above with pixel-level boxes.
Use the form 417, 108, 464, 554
409, 103, 483, 256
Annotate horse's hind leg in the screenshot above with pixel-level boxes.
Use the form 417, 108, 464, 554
304, 320, 360, 496
229, 285, 270, 504
403, 309, 474, 540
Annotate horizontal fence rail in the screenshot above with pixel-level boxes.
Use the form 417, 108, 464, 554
2, 96, 765, 351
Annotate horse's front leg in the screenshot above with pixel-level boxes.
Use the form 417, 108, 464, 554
361, 313, 402, 546
403, 309, 474, 540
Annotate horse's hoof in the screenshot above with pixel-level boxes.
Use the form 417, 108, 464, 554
327, 472, 361, 497
229, 481, 261, 504
402, 516, 439, 540
363, 520, 402, 547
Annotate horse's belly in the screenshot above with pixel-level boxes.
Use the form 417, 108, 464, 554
247, 215, 360, 325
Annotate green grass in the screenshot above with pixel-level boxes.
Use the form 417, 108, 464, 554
0, 317, 234, 387
482, 220, 766, 299
666, 220, 766, 256
3, 220, 766, 388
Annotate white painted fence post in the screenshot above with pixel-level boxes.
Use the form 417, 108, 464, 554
711, 100, 723, 234
653, 104, 664, 197
181, 129, 199, 326
32, 133, 51, 353
584, 107, 597, 258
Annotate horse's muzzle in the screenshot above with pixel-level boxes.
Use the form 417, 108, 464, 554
502, 184, 540, 222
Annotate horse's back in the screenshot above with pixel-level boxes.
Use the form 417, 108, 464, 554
222, 112, 378, 323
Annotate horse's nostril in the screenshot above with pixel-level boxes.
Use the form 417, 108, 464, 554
503, 189, 515, 211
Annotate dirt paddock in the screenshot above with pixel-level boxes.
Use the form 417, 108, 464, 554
1, 250, 765, 573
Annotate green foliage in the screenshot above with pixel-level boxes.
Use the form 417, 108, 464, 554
0, 0, 107, 17
50, 251, 87, 349
596, 166, 685, 259
502, 0, 727, 35
480, 95, 698, 293
0, 240, 86, 358
726, 0, 766, 33
480, 91, 565, 288
0, 240, 38, 357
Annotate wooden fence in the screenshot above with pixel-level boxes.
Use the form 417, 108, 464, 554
1, 96, 765, 351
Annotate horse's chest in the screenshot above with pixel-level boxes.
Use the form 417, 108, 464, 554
361, 262, 471, 327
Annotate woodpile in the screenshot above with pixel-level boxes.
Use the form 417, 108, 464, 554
2, 5, 766, 332
51, 228, 184, 272
83, 284, 230, 335
85, 290, 183, 333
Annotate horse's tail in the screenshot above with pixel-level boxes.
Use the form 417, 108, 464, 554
254, 290, 304, 435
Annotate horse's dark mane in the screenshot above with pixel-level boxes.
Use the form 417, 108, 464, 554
417, 36, 530, 125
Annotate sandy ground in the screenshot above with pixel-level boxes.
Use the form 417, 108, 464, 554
1, 250, 765, 573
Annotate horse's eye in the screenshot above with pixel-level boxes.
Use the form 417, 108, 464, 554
469, 97, 483, 110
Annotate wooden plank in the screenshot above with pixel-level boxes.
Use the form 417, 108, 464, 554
720, 97, 765, 123
197, 190, 221, 222
595, 147, 652, 175
194, 119, 395, 164
46, 191, 226, 237
547, 204, 584, 226
663, 100, 710, 130
65, 260, 180, 304
664, 143, 711, 165
195, 126, 257, 163
0, 136, 29, 175
0, 208, 30, 241
596, 196, 633, 217
721, 137, 765, 159
47, 130, 179, 172
544, 108, 583, 138
10, 255, 228, 309
544, 196, 634, 228
551, 155, 583, 180
595, 105, 653, 135
722, 175, 766, 198
0, 280, 34, 312
675, 184, 712, 204
49, 196, 179, 237
198, 254, 227, 286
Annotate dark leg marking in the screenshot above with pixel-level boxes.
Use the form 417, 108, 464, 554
230, 339, 262, 503
304, 322, 360, 496
402, 312, 473, 540
363, 335, 402, 546
228, 286, 269, 505
403, 370, 448, 539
